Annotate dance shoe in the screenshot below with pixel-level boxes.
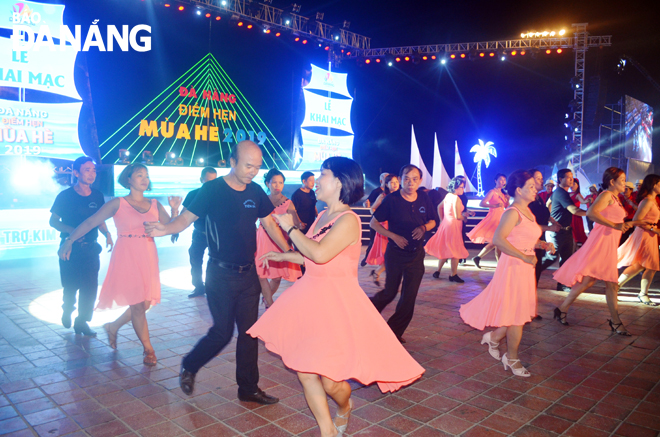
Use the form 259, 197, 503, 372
502, 353, 530, 377
73, 321, 96, 337
480, 332, 500, 360
334, 398, 353, 436
472, 256, 481, 269
432, 271, 440, 279
179, 365, 196, 395
188, 287, 205, 298
553, 307, 569, 326
449, 274, 464, 283
61, 310, 73, 329
238, 388, 279, 404
638, 294, 658, 306
608, 319, 632, 336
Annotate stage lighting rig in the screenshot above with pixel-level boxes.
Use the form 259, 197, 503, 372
292, 3, 301, 13
196, 158, 205, 166
343, 20, 350, 29
141, 151, 153, 165
119, 149, 130, 164
570, 77, 582, 90
315, 12, 324, 21
166, 152, 177, 165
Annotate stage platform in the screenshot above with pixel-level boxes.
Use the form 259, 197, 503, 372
0, 245, 659, 436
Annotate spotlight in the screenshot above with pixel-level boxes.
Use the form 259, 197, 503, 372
164, 3, 170, 7
119, 149, 130, 164
324, 45, 330, 51
404, 56, 410, 61
546, 49, 551, 54
205, 13, 210, 17
557, 48, 563, 54
365, 59, 371, 64
395, 57, 401, 62
175, 157, 184, 166
570, 77, 581, 89
141, 151, 153, 165
489, 52, 495, 57
315, 12, 324, 21
178, 5, 184, 11
285, 19, 291, 25
343, 20, 350, 29
375, 58, 381, 63
302, 39, 307, 44
292, 3, 301, 12
247, 24, 253, 29
196, 157, 205, 166
387, 61, 393, 66
422, 56, 428, 60
479, 52, 485, 57
431, 55, 436, 60
511, 50, 517, 56
501, 56, 506, 61
215, 16, 220, 20
218, 159, 227, 167
196, 10, 201, 15
460, 53, 466, 58
559, 29, 566, 35
440, 58, 446, 65
450, 54, 456, 59
275, 32, 281, 37
221, 0, 227, 5
520, 50, 526, 55
238, 21, 244, 26
294, 37, 300, 42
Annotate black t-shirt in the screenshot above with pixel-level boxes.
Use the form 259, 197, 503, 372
427, 188, 448, 222
291, 188, 317, 229
50, 187, 105, 242
551, 187, 575, 227
367, 187, 383, 205
183, 188, 204, 232
529, 195, 550, 240
374, 190, 435, 252
186, 177, 274, 264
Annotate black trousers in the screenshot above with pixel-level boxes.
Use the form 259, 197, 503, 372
361, 227, 377, 264
189, 230, 208, 290
370, 245, 425, 338
182, 261, 261, 396
59, 242, 101, 324
543, 230, 574, 286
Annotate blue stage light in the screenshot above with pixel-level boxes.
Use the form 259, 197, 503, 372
501, 56, 506, 61
440, 59, 446, 65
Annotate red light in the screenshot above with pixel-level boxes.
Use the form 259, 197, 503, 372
178, 5, 184, 10
265, 29, 271, 33
376, 58, 381, 63
460, 53, 466, 58
395, 57, 401, 62
346, 51, 351, 56
546, 49, 551, 54
247, 24, 253, 29
324, 46, 329, 51
275, 32, 281, 37
450, 54, 456, 59
404, 56, 410, 61
164, 3, 170, 7
557, 48, 563, 53
365, 59, 371, 64
215, 16, 221, 20
205, 13, 211, 17
479, 52, 485, 57
520, 50, 526, 55
422, 56, 427, 60
302, 39, 307, 44
294, 37, 300, 41
238, 21, 243, 26
431, 55, 436, 60
489, 52, 495, 57
511, 50, 517, 56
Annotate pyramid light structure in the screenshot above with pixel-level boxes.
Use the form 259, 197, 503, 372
100, 53, 291, 169
410, 125, 432, 189
432, 133, 450, 189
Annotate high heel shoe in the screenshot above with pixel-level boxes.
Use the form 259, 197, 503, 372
480, 332, 500, 360
432, 271, 440, 279
607, 319, 632, 336
370, 270, 380, 287
103, 323, 117, 349
143, 350, 157, 366
502, 353, 530, 378
553, 307, 569, 325
638, 294, 658, 306
472, 256, 481, 269
333, 398, 353, 436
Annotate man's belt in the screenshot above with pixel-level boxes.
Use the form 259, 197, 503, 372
209, 258, 254, 273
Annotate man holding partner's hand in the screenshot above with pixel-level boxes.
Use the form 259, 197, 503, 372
369, 164, 436, 343
145, 141, 289, 404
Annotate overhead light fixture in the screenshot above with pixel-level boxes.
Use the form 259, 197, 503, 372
166, 152, 177, 165
141, 151, 153, 165
315, 12, 324, 21
119, 149, 130, 164
292, 3, 301, 13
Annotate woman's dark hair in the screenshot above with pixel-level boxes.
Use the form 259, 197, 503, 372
383, 174, 399, 195
573, 177, 581, 192
494, 173, 506, 182
264, 168, 285, 186
447, 176, 465, 194
602, 167, 625, 190
118, 163, 151, 190
321, 157, 364, 205
636, 174, 660, 203
505, 170, 532, 197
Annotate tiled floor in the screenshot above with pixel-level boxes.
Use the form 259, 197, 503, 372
1, 246, 659, 436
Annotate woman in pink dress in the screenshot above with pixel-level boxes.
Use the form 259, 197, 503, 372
58, 164, 181, 365
553, 167, 648, 335
461, 170, 555, 377
255, 169, 303, 308
469, 173, 510, 268
247, 157, 424, 437
426, 176, 469, 282
570, 178, 588, 245
365, 174, 400, 286
618, 174, 660, 306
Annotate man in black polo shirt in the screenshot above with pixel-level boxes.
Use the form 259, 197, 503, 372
370, 165, 436, 342
360, 172, 389, 266
528, 170, 561, 311
49, 156, 113, 336
291, 171, 317, 232
545, 168, 586, 291
176, 167, 217, 298
145, 141, 289, 404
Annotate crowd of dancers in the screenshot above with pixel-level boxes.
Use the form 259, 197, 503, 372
51, 141, 657, 436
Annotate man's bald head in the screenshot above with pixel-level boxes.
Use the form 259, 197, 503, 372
230, 140, 262, 166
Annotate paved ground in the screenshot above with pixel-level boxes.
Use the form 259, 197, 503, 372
1, 246, 659, 437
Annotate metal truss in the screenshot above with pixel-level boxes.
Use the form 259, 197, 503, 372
189, 0, 371, 49
572, 23, 588, 168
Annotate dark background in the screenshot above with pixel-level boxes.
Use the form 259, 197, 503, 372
64, 0, 660, 187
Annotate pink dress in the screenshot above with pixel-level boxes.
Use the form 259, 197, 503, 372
554, 192, 626, 285
366, 221, 388, 265
97, 198, 160, 309
468, 190, 508, 244
255, 199, 302, 281
618, 200, 660, 271
570, 193, 588, 244
425, 194, 469, 259
247, 211, 425, 392
460, 207, 541, 329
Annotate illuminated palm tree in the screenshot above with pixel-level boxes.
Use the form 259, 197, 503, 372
470, 139, 497, 197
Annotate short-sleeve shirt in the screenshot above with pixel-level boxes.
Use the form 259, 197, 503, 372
367, 187, 383, 206
373, 190, 435, 252
186, 177, 274, 264
183, 188, 204, 232
291, 188, 317, 229
50, 187, 105, 242
529, 195, 550, 240
550, 187, 575, 228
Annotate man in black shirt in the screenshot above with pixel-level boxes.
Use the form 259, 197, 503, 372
545, 169, 586, 291
291, 171, 317, 232
146, 141, 289, 404
360, 172, 389, 266
49, 156, 113, 336
178, 167, 217, 298
370, 165, 436, 342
